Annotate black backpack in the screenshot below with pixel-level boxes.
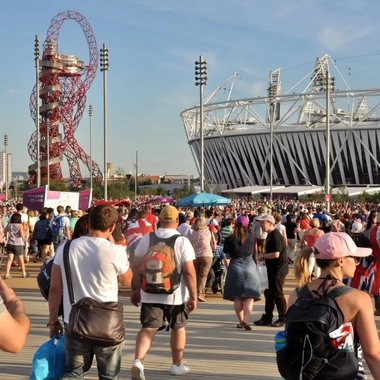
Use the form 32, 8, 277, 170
37, 258, 63, 317
277, 280, 359, 380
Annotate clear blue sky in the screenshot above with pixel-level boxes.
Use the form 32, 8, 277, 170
1, 0, 380, 178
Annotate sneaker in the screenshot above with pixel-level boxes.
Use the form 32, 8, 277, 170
374, 310, 380, 316
271, 319, 285, 328
170, 363, 190, 376
22, 272, 30, 278
253, 318, 272, 326
131, 359, 145, 380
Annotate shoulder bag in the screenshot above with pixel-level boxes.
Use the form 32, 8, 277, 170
63, 240, 125, 347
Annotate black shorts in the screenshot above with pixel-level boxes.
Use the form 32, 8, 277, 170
140, 303, 188, 330
7, 244, 24, 256
36, 239, 51, 247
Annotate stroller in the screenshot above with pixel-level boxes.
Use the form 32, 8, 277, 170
206, 247, 227, 294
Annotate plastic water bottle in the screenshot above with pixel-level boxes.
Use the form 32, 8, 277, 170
274, 330, 287, 351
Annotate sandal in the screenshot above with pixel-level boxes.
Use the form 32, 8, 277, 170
4, 275, 12, 279
241, 322, 252, 331
236, 322, 243, 329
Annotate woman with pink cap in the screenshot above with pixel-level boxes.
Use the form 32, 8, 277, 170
287, 232, 380, 379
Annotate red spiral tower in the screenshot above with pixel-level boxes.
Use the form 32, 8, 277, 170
28, 10, 102, 186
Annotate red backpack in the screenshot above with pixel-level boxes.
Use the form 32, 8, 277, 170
140, 233, 181, 294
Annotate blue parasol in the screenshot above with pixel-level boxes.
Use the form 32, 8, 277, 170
175, 192, 232, 207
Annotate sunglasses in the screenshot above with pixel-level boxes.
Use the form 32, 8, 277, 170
347, 256, 361, 265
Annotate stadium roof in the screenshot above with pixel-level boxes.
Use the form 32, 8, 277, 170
222, 186, 285, 194
331, 186, 380, 197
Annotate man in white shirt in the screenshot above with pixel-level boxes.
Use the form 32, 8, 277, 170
177, 213, 192, 239
50, 205, 71, 252
48, 205, 130, 379
130, 206, 197, 380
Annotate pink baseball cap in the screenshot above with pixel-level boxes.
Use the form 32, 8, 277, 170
235, 215, 249, 227
314, 232, 372, 260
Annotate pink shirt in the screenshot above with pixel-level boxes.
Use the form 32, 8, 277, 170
189, 229, 213, 258
306, 234, 320, 248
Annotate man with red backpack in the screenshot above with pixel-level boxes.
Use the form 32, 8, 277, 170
130, 206, 197, 380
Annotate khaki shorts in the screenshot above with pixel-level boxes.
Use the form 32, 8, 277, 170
140, 303, 188, 330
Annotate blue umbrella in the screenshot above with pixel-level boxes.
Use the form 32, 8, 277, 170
175, 192, 232, 207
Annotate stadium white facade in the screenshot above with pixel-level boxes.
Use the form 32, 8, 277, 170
181, 55, 380, 189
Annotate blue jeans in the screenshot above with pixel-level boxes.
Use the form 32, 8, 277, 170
62, 330, 123, 379
53, 234, 66, 252
375, 295, 380, 311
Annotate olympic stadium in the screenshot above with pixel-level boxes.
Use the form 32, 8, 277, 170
180, 55, 380, 190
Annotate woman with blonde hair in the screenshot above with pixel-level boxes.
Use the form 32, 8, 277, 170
223, 215, 260, 330
286, 233, 380, 379
189, 216, 216, 302
300, 218, 324, 279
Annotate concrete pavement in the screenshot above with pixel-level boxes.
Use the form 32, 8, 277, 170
0, 261, 376, 379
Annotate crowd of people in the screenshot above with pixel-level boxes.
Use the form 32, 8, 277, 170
1, 196, 380, 378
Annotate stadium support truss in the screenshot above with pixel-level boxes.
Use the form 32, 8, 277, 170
181, 55, 380, 189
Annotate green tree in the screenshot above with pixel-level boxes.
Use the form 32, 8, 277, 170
139, 187, 158, 196
115, 167, 125, 176
223, 191, 238, 200
42, 179, 69, 192
173, 185, 196, 200
333, 185, 350, 203
156, 185, 167, 196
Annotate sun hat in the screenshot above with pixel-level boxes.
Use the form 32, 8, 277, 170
314, 232, 372, 260
256, 214, 275, 224
350, 222, 366, 234
235, 215, 249, 227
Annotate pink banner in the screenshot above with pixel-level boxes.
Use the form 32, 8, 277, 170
79, 189, 92, 211
23, 186, 47, 211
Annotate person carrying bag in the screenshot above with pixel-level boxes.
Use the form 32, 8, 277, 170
48, 205, 131, 379
63, 240, 125, 347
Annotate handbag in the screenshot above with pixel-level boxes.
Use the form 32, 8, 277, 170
258, 263, 269, 290
63, 240, 125, 347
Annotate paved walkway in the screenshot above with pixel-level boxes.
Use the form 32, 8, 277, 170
0, 263, 376, 379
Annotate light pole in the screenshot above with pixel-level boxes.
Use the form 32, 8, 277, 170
195, 56, 207, 193
268, 84, 276, 202
35, 35, 41, 187
325, 70, 335, 213
100, 43, 109, 200
47, 121, 50, 189
134, 149, 138, 199
4, 134, 8, 200
89, 103, 93, 193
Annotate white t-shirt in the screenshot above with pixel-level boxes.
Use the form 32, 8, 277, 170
21, 213, 28, 224
54, 236, 129, 324
0, 295, 5, 314
135, 228, 195, 305
177, 223, 193, 239
205, 218, 218, 227
50, 214, 70, 237
275, 223, 287, 240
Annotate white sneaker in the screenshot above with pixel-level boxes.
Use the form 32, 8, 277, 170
131, 359, 145, 380
170, 363, 191, 376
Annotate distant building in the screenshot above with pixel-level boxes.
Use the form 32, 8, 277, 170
0, 151, 12, 184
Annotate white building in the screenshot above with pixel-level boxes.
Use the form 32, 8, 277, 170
0, 151, 12, 187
